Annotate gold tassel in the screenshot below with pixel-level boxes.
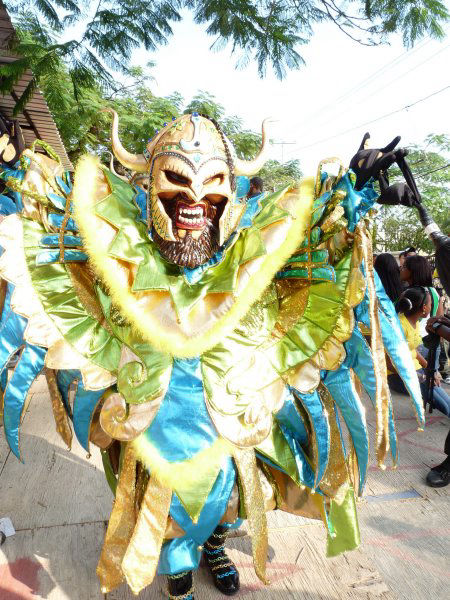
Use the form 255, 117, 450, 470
44, 367, 72, 449
121, 476, 172, 594
232, 447, 270, 584
97, 444, 137, 593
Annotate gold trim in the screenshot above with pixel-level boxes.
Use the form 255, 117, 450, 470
232, 447, 269, 584
44, 367, 72, 449
122, 476, 172, 594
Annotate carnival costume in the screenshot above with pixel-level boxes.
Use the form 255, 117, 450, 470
0, 113, 425, 597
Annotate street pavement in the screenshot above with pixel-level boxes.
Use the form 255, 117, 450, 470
0, 376, 448, 599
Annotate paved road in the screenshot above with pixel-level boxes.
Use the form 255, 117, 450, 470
0, 377, 448, 599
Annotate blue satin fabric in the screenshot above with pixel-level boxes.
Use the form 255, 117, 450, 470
344, 324, 398, 464
159, 462, 237, 575
275, 387, 309, 445
295, 389, 330, 488
144, 358, 218, 461
0, 160, 26, 212
337, 173, 378, 232
35, 249, 88, 265
133, 185, 147, 224
270, 423, 316, 489
0, 193, 19, 216
322, 351, 370, 492
355, 268, 424, 426
47, 213, 78, 231
235, 176, 250, 199
3, 343, 47, 459
142, 357, 237, 574
56, 369, 104, 451
47, 192, 67, 211
40, 234, 83, 247
0, 284, 48, 458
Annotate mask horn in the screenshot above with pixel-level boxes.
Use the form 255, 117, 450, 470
102, 108, 148, 173
234, 118, 272, 176
108, 152, 130, 181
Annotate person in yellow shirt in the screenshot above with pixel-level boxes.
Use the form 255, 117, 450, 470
388, 286, 450, 417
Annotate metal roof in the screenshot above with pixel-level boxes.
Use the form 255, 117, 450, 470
0, 3, 73, 170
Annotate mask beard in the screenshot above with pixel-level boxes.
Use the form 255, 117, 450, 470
153, 218, 220, 268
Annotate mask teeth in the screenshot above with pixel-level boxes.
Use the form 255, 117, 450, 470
152, 195, 176, 241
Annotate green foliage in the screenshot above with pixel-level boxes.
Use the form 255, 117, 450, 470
374, 134, 450, 253
30, 55, 275, 171
2, 1, 448, 113
364, 0, 449, 46
259, 159, 303, 192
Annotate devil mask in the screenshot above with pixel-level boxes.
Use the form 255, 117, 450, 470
107, 111, 269, 268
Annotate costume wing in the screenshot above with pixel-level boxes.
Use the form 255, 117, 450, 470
0, 146, 118, 459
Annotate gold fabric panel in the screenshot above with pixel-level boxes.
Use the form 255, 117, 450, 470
67, 263, 112, 332
89, 404, 113, 449
122, 477, 172, 595
97, 444, 137, 593
317, 384, 350, 503
0, 277, 7, 316
19, 150, 65, 229
232, 447, 269, 584
357, 223, 390, 466
44, 367, 72, 449
268, 465, 324, 520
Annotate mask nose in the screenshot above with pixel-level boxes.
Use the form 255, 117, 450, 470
190, 180, 203, 200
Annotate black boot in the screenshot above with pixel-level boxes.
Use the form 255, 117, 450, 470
203, 525, 240, 596
167, 571, 194, 600
426, 456, 450, 488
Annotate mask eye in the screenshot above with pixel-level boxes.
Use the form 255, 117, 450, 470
203, 174, 224, 185
164, 170, 191, 186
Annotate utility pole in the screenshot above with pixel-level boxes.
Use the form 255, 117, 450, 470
271, 140, 296, 164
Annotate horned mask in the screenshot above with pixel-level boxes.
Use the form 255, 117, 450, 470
106, 110, 270, 268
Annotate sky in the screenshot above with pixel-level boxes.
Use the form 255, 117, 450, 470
130, 10, 450, 174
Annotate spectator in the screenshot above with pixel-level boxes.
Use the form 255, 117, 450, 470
399, 246, 416, 267
387, 286, 450, 418
374, 253, 403, 303
248, 177, 264, 198
400, 254, 444, 317
425, 314, 450, 487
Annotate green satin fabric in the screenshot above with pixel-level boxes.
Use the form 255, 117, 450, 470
22, 217, 121, 373
95, 283, 172, 404
269, 251, 352, 373
256, 422, 301, 484
326, 486, 361, 557
201, 286, 279, 416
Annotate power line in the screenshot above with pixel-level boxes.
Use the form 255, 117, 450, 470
271, 140, 296, 163
285, 84, 450, 155
297, 43, 450, 140
287, 36, 433, 132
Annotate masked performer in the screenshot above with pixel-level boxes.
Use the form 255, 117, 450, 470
0, 114, 424, 598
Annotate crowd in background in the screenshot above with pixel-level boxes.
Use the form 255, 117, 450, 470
374, 248, 450, 488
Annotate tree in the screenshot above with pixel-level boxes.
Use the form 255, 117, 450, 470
374, 134, 450, 253
259, 159, 303, 191
2, 0, 448, 113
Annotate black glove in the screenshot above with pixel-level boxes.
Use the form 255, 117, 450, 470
377, 182, 417, 207
349, 132, 406, 191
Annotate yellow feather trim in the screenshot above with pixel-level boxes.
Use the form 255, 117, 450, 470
132, 435, 233, 521
73, 154, 314, 358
